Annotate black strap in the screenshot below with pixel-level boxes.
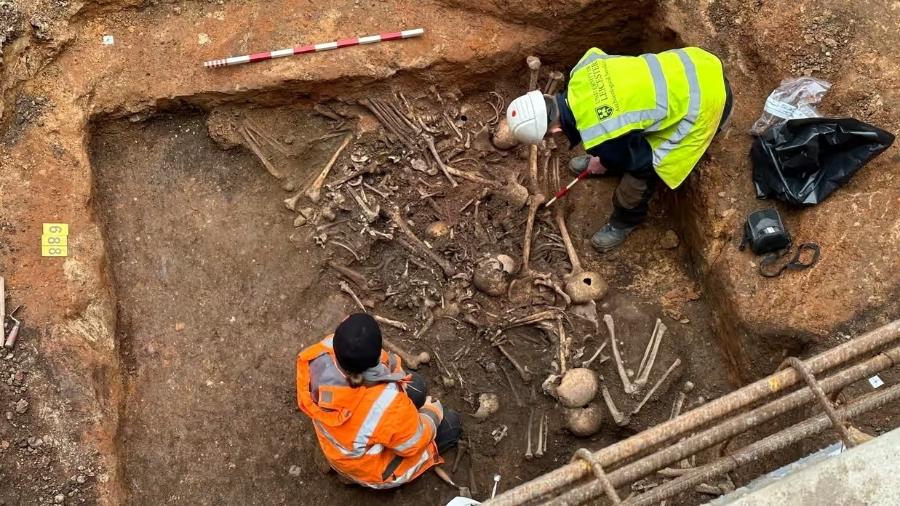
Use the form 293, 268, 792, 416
759, 243, 821, 277
381, 455, 404, 481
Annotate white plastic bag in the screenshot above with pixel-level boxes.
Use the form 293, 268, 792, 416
751, 77, 832, 135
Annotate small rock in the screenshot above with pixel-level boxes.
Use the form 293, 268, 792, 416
15, 398, 28, 414
54, 494, 64, 504
288, 465, 301, 476
76, 475, 86, 484
30, 15, 53, 42
281, 180, 296, 192
174, 322, 186, 332
660, 230, 679, 249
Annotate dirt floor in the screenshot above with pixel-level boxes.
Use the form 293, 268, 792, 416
86, 96, 733, 503
1, 0, 899, 505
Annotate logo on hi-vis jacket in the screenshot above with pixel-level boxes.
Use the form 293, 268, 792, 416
595, 105, 614, 121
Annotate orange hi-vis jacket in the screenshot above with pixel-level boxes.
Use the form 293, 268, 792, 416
296, 335, 444, 488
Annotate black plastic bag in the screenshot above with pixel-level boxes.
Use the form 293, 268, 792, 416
751, 118, 895, 205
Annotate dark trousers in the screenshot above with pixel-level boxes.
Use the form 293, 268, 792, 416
608, 164, 659, 228
406, 373, 463, 455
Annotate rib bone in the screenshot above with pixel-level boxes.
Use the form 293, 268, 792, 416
423, 134, 458, 188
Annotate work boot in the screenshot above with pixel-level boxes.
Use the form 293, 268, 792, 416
591, 223, 635, 252
569, 155, 605, 176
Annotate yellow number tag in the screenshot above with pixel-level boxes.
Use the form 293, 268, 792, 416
42, 245, 69, 257
43, 223, 70, 235
42, 234, 68, 246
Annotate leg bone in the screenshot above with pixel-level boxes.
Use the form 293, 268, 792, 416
305, 134, 353, 203
605, 314, 637, 394
600, 383, 630, 427
632, 358, 682, 416
635, 321, 668, 388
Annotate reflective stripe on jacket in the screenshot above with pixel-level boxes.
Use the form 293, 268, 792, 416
567, 47, 727, 189
296, 336, 443, 488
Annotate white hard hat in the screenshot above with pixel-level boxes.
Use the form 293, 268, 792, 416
506, 90, 558, 145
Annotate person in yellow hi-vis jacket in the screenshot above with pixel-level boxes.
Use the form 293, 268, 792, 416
506, 47, 733, 251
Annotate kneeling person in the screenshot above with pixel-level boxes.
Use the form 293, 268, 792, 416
296, 313, 462, 488
507, 47, 732, 251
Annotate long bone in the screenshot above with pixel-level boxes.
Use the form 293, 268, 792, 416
632, 358, 682, 416
605, 314, 638, 394
636, 320, 668, 388
304, 134, 353, 203
553, 192, 605, 304
384, 206, 457, 278
600, 383, 630, 427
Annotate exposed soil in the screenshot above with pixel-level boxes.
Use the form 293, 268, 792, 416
1, 0, 899, 504
86, 84, 734, 501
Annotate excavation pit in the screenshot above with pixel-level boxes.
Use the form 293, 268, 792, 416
89, 77, 734, 503
3, 0, 898, 503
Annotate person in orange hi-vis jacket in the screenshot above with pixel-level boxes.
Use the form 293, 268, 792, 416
296, 313, 463, 488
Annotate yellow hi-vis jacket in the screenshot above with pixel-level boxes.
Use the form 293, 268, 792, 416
296, 335, 443, 488
567, 47, 728, 188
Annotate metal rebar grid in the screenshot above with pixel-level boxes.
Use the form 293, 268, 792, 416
485, 319, 900, 506
543, 345, 900, 506
621, 382, 900, 506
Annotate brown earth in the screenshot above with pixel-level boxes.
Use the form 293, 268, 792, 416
0, 0, 898, 504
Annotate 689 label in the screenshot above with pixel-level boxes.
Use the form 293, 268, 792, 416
42, 223, 69, 257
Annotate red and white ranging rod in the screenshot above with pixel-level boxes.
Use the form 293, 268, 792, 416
203, 28, 425, 68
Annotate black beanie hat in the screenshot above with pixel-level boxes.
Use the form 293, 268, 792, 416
334, 313, 382, 374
